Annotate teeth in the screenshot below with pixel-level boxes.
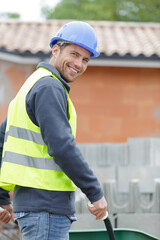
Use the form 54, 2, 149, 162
70, 67, 78, 73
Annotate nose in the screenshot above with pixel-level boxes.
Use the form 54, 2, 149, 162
74, 57, 83, 69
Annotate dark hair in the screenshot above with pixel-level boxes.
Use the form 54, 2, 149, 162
56, 41, 71, 51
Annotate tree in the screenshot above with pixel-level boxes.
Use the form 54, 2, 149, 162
118, 0, 160, 22
41, 0, 160, 22
41, 0, 118, 20
0, 12, 20, 19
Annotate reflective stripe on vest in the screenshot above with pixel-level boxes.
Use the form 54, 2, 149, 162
0, 67, 77, 192
4, 125, 46, 145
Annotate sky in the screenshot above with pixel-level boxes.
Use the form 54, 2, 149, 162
0, 0, 61, 21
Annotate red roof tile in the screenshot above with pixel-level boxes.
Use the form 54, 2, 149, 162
0, 20, 160, 57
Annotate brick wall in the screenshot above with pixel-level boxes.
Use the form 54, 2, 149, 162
0, 61, 160, 143
70, 66, 160, 143
0, 61, 35, 123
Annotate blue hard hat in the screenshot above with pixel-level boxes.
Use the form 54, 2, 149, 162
50, 21, 100, 58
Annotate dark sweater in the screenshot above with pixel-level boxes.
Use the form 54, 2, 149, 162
0, 62, 103, 215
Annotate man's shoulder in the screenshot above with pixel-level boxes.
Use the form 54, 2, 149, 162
31, 75, 65, 94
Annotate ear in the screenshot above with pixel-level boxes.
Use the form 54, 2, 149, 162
51, 44, 60, 57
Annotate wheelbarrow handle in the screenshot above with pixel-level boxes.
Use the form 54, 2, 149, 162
103, 217, 116, 240
88, 202, 116, 240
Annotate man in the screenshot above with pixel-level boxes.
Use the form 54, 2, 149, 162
0, 21, 107, 239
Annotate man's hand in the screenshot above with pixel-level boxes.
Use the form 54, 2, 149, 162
0, 204, 14, 224
87, 196, 107, 220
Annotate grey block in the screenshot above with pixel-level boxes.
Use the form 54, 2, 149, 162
103, 180, 129, 213
128, 138, 160, 166
92, 166, 115, 184
118, 166, 160, 192
77, 143, 128, 167
105, 143, 129, 166
78, 143, 110, 166
117, 213, 160, 239
128, 138, 151, 165
103, 179, 160, 214
150, 138, 160, 165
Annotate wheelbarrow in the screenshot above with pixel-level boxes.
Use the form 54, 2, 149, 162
69, 209, 159, 240
69, 228, 159, 240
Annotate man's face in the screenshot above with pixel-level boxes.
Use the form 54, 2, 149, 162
51, 43, 90, 83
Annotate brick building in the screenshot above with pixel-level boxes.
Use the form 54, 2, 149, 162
0, 20, 160, 143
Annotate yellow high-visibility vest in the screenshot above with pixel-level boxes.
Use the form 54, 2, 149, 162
0, 67, 77, 192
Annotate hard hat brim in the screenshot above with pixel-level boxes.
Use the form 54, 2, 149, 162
50, 37, 100, 58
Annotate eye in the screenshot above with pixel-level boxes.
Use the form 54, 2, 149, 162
83, 58, 89, 63
71, 51, 77, 56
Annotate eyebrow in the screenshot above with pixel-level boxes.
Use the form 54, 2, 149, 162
71, 49, 90, 61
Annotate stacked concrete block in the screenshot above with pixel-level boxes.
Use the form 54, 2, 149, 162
128, 138, 151, 165
150, 138, 160, 166
75, 139, 160, 237
117, 166, 160, 193
78, 142, 128, 167
128, 137, 160, 166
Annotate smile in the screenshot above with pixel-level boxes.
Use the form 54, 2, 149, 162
69, 67, 78, 74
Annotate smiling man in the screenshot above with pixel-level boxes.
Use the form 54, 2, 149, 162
0, 21, 107, 240
51, 42, 90, 82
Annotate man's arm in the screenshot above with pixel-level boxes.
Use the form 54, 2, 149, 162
0, 118, 14, 223
27, 76, 107, 219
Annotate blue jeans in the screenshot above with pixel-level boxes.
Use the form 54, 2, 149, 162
15, 212, 76, 240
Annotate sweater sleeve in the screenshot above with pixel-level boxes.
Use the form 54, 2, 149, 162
0, 117, 11, 205
27, 77, 104, 202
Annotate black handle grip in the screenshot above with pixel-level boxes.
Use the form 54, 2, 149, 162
103, 217, 116, 240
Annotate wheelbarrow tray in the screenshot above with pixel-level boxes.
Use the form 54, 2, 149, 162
69, 228, 159, 240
